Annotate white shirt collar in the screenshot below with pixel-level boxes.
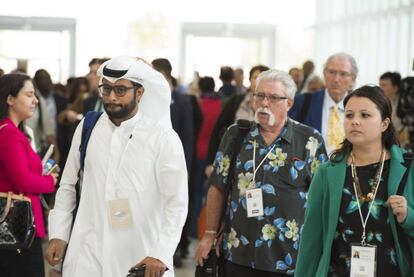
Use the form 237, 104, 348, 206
325, 89, 345, 112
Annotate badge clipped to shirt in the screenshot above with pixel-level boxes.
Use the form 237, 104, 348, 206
246, 188, 264, 218
350, 243, 377, 277
108, 198, 133, 231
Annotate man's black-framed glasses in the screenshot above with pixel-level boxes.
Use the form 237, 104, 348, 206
253, 92, 288, 103
98, 84, 136, 97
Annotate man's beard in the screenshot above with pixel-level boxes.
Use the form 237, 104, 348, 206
254, 107, 276, 126
104, 94, 137, 119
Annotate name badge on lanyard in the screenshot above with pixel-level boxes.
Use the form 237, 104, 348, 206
108, 198, 133, 231
350, 243, 377, 277
246, 188, 264, 217
247, 140, 276, 218
349, 150, 386, 277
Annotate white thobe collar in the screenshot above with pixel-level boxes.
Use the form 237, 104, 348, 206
104, 108, 143, 133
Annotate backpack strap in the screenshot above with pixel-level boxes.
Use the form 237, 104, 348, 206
225, 120, 251, 196
74, 111, 103, 216
216, 119, 251, 235
79, 111, 103, 170
298, 93, 312, 123
60, 111, 103, 268
395, 152, 414, 271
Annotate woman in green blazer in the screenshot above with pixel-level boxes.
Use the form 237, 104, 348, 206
295, 85, 414, 277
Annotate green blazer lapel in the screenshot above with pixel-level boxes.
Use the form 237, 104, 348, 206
388, 145, 406, 196
327, 158, 347, 217
386, 146, 410, 276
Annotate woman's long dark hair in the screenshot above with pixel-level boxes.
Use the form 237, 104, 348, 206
0, 73, 33, 136
330, 85, 399, 163
68, 77, 90, 104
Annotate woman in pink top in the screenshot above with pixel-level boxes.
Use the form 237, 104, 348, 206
0, 74, 57, 277
193, 76, 221, 232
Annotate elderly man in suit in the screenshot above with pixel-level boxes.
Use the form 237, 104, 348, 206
289, 52, 358, 153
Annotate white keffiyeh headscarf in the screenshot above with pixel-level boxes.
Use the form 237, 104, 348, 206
97, 56, 172, 128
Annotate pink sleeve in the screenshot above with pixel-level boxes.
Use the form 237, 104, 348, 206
0, 129, 54, 194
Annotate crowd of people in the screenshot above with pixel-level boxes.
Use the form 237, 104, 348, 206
0, 52, 413, 277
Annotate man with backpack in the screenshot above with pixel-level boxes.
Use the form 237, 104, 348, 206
46, 56, 188, 277
196, 69, 327, 276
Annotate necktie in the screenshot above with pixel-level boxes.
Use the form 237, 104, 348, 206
327, 105, 344, 149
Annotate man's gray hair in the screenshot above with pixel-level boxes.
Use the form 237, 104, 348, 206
323, 52, 358, 78
255, 69, 297, 99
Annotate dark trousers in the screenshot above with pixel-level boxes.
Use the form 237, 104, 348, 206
225, 261, 289, 277
0, 238, 45, 277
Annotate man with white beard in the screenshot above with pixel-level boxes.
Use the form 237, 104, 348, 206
196, 69, 327, 276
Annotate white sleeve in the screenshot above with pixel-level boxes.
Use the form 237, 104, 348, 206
39, 98, 55, 136
48, 120, 83, 242
148, 130, 188, 269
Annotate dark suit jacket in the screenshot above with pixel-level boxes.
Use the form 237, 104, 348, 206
171, 91, 194, 171
288, 89, 325, 132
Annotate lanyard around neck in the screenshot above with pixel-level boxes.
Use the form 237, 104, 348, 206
252, 140, 277, 184
350, 149, 386, 245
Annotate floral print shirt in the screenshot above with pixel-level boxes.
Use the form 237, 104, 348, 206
210, 119, 327, 274
329, 160, 401, 277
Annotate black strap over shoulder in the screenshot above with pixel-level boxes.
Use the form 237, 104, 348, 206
216, 120, 251, 234
396, 152, 414, 195
225, 120, 251, 197
395, 152, 414, 273
74, 111, 103, 220
79, 111, 103, 170
196, 120, 251, 277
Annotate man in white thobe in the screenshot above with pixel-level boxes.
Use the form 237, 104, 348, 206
46, 56, 188, 277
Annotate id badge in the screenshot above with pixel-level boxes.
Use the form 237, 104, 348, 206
350, 243, 377, 277
108, 199, 133, 231
246, 188, 264, 217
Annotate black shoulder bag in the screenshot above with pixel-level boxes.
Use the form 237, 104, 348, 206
395, 152, 414, 276
0, 192, 35, 252
195, 120, 251, 277
0, 124, 35, 252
